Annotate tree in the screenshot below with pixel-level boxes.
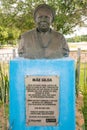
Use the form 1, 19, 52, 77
51, 0, 87, 34
0, 26, 20, 45
0, 0, 87, 44
0, 26, 8, 44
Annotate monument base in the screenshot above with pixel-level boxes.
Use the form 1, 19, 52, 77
9, 58, 75, 130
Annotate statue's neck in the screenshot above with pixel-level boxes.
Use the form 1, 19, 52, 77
36, 28, 52, 48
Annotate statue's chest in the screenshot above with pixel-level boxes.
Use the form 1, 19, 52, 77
24, 33, 62, 58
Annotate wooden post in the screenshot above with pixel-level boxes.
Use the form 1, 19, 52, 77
76, 48, 81, 96
13, 49, 16, 59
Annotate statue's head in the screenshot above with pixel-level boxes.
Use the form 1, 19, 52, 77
34, 4, 55, 32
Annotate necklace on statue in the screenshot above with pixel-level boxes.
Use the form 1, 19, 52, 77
37, 30, 52, 48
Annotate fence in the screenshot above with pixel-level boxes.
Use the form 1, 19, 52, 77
0, 48, 87, 63
70, 50, 87, 63
0, 48, 18, 62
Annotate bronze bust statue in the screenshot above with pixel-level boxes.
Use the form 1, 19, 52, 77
18, 4, 69, 59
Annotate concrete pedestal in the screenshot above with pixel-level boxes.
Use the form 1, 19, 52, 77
9, 58, 75, 130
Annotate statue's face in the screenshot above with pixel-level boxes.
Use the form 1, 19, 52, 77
35, 11, 52, 32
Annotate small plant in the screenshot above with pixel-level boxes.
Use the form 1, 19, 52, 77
0, 63, 9, 103
83, 89, 87, 129
82, 62, 87, 130
0, 62, 9, 130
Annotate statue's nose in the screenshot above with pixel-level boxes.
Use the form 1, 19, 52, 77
41, 16, 47, 21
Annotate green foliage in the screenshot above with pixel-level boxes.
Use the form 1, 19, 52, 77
0, 63, 9, 104
0, 0, 87, 44
83, 90, 87, 129
75, 49, 87, 128
0, 26, 21, 45
79, 63, 87, 90
79, 62, 87, 129
47, 0, 87, 34
0, 26, 8, 44
0, 63, 9, 129
82, 74, 87, 130
67, 35, 87, 42
0, 0, 87, 31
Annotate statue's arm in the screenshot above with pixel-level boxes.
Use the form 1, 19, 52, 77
62, 36, 70, 57
18, 35, 25, 57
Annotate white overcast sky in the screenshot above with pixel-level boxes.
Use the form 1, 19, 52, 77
65, 17, 87, 38
65, 26, 87, 38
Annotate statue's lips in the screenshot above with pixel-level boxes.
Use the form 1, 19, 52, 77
39, 22, 49, 28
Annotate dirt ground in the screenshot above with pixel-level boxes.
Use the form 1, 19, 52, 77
0, 105, 8, 130
76, 93, 85, 130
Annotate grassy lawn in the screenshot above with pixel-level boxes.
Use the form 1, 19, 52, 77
79, 63, 87, 92
79, 62, 87, 129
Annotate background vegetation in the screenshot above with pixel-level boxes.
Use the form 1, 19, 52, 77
67, 35, 87, 42
0, 63, 9, 130
76, 55, 87, 129
0, 0, 87, 45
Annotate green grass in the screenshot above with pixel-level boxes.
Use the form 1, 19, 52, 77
79, 63, 87, 92
79, 62, 87, 129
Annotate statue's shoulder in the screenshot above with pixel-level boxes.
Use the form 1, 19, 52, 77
21, 28, 36, 37
52, 29, 64, 38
